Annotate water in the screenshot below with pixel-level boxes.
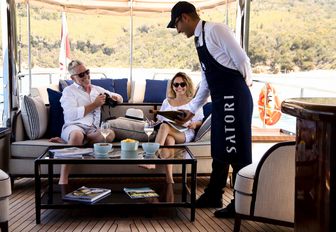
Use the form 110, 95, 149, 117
100, 130, 110, 139
144, 128, 154, 136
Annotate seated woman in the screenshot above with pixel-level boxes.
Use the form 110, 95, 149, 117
151, 72, 204, 183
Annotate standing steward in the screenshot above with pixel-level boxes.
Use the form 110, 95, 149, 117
167, 1, 253, 218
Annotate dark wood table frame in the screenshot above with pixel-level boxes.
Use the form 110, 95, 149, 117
34, 145, 197, 224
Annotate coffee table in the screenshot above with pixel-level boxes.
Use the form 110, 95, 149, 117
34, 145, 197, 224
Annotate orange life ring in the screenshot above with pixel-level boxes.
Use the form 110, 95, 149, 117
258, 83, 282, 126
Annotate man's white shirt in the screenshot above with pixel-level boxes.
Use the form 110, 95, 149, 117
60, 82, 123, 128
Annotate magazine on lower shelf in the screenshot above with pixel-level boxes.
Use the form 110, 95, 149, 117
123, 187, 159, 199
50, 147, 93, 158
63, 186, 111, 203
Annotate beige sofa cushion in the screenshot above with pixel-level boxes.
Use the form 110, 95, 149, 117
31, 84, 59, 104
129, 79, 171, 103
130, 80, 146, 103
108, 117, 156, 142
11, 139, 66, 158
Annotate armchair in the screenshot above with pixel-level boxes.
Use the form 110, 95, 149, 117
233, 141, 295, 232
0, 169, 11, 232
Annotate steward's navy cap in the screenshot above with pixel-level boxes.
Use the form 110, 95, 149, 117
167, 1, 196, 28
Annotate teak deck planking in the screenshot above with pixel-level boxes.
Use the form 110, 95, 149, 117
8, 177, 293, 232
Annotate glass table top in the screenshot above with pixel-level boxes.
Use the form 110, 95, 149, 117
41, 146, 194, 161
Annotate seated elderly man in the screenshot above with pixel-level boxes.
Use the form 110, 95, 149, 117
59, 59, 123, 184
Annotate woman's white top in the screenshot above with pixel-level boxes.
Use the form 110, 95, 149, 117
157, 98, 204, 143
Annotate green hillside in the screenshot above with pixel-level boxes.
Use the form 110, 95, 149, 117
6, 0, 336, 72
249, 0, 336, 72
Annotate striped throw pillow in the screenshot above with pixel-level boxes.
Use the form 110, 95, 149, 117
21, 96, 48, 140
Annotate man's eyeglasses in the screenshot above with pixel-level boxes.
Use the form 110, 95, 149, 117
175, 17, 181, 28
173, 82, 186, 88
74, 69, 90, 78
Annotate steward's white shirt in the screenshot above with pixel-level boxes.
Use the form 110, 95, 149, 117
190, 20, 253, 113
60, 82, 123, 128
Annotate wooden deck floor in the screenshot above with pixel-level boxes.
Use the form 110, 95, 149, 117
9, 177, 293, 232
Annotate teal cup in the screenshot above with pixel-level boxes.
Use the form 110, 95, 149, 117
142, 142, 160, 155
121, 140, 139, 151
121, 150, 138, 159
94, 143, 112, 155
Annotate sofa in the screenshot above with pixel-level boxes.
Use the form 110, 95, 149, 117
9, 78, 294, 186
8, 78, 212, 184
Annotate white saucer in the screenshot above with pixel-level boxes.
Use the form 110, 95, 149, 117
144, 153, 156, 158
94, 152, 109, 158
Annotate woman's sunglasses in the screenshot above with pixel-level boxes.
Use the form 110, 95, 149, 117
74, 69, 90, 78
173, 82, 186, 88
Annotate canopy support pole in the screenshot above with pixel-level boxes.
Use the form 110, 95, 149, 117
1, 0, 18, 127
226, 0, 229, 25
243, 0, 250, 53
129, 0, 133, 84
27, 0, 32, 94
235, 0, 250, 53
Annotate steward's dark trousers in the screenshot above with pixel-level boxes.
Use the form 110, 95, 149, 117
204, 159, 246, 199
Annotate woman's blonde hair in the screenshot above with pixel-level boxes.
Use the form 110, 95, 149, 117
168, 72, 194, 98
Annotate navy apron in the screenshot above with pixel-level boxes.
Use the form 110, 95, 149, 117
195, 21, 253, 165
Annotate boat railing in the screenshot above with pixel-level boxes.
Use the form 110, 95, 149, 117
17, 71, 109, 83
1, 71, 336, 131
16, 71, 109, 95
251, 78, 336, 131
253, 79, 336, 97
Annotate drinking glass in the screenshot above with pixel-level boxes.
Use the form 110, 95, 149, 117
144, 121, 154, 143
100, 121, 111, 143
